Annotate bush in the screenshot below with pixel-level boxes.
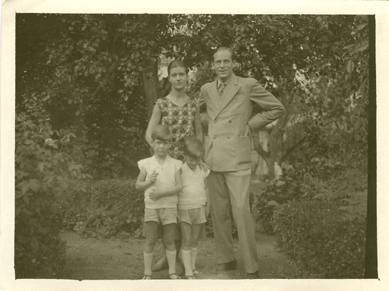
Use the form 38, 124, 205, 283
253, 158, 347, 233
61, 179, 144, 238
15, 111, 88, 278
272, 199, 366, 278
253, 163, 307, 233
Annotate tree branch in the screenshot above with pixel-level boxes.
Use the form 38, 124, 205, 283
254, 140, 270, 159
91, 61, 118, 99
279, 136, 308, 165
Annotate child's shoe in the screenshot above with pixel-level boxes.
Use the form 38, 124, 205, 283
169, 273, 181, 279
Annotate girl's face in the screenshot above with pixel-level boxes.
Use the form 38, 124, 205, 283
169, 66, 187, 90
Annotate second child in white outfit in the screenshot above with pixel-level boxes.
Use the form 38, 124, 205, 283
178, 137, 210, 279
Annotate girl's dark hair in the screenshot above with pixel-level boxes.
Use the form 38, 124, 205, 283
167, 60, 188, 77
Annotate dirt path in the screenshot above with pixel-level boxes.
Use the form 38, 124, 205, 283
61, 230, 291, 280
61, 177, 290, 280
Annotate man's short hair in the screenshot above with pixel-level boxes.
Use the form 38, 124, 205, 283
184, 137, 204, 159
151, 125, 172, 142
213, 47, 235, 61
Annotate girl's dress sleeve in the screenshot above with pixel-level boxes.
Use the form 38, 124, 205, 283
137, 159, 146, 171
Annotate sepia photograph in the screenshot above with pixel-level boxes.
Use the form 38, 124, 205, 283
1, 1, 388, 291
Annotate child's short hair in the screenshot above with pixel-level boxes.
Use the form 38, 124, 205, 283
184, 137, 204, 159
151, 125, 172, 142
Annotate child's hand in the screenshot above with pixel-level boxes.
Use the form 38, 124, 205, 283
149, 170, 159, 183
199, 161, 209, 172
148, 188, 161, 201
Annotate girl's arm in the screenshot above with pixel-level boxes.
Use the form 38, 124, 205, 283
205, 177, 211, 216
145, 103, 162, 147
149, 170, 183, 200
194, 108, 203, 143
135, 168, 157, 191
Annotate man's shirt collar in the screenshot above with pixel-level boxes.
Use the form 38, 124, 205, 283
217, 77, 231, 88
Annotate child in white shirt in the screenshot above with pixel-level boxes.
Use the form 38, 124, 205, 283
178, 137, 210, 279
136, 125, 183, 280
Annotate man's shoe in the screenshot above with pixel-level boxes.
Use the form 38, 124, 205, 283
211, 259, 237, 273
246, 271, 259, 279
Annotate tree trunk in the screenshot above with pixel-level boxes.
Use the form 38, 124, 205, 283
141, 56, 160, 117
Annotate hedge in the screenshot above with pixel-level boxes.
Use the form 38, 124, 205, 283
272, 199, 366, 278
15, 112, 88, 278
61, 179, 144, 238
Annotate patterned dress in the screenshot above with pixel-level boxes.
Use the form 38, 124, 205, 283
156, 96, 200, 161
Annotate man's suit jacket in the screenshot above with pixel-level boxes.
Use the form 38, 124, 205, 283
200, 74, 285, 172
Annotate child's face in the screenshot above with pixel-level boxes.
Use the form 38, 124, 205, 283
152, 138, 171, 158
185, 155, 201, 170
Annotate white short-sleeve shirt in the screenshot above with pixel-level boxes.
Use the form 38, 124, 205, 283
178, 163, 210, 210
137, 155, 182, 209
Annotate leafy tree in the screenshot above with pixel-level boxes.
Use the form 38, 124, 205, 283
17, 14, 175, 178
17, 14, 369, 180
167, 15, 365, 179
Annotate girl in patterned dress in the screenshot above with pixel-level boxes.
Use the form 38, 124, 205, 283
144, 60, 203, 275
146, 60, 203, 158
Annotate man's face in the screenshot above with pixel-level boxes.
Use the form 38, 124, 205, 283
212, 49, 234, 82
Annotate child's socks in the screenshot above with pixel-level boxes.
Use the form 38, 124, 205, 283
181, 249, 193, 276
143, 251, 154, 276
165, 249, 177, 275
191, 247, 198, 271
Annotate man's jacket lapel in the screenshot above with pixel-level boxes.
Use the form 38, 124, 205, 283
215, 74, 240, 118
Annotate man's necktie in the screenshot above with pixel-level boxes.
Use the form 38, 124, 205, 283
218, 83, 227, 97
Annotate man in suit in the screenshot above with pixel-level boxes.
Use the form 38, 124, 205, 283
200, 47, 285, 278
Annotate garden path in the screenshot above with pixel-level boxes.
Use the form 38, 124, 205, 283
61, 176, 290, 280
61, 230, 290, 280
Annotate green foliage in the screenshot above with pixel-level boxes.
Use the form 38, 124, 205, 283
17, 14, 369, 180
253, 154, 366, 234
17, 14, 169, 179
61, 179, 144, 238
272, 199, 366, 278
253, 163, 307, 233
15, 107, 88, 278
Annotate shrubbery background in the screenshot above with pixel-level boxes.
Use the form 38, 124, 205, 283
61, 179, 144, 238
272, 200, 366, 278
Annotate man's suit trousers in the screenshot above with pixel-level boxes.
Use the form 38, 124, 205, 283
208, 168, 258, 273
